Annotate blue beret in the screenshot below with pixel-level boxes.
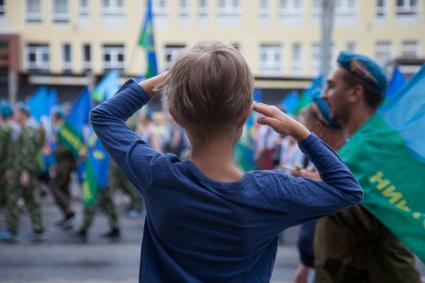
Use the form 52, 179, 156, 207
0, 101, 13, 119
51, 105, 65, 119
313, 97, 341, 129
337, 51, 388, 93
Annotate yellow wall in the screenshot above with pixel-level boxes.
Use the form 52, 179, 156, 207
1, 0, 424, 77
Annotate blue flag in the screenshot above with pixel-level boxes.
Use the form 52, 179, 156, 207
281, 90, 299, 115
138, 0, 158, 78
253, 89, 262, 103
92, 70, 120, 102
385, 67, 406, 99
26, 87, 51, 122
87, 130, 110, 189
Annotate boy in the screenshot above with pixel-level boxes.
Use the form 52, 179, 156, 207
91, 43, 362, 282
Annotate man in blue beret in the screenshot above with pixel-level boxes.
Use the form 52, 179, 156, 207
314, 52, 421, 282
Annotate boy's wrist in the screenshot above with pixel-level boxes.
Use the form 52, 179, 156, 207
291, 124, 311, 142
138, 73, 167, 98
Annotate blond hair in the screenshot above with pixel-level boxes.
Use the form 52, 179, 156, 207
157, 42, 254, 142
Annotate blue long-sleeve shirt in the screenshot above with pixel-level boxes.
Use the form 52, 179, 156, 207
90, 80, 363, 283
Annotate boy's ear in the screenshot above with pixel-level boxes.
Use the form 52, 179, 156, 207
237, 103, 254, 127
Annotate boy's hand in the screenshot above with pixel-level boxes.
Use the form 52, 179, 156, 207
254, 103, 310, 142
138, 72, 167, 98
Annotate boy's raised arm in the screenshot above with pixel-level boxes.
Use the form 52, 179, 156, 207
254, 103, 363, 225
90, 74, 165, 191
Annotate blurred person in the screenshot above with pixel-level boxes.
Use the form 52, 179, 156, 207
109, 159, 144, 218
254, 124, 279, 170
1, 104, 45, 242
0, 101, 13, 210
137, 111, 161, 152
76, 133, 120, 242
91, 43, 362, 282
49, 107, 76, 229
163, 115, 190, 159
314, 52, 421, 283
292, 97, 346, 283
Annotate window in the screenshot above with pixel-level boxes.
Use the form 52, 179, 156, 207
396, 0, 418, 16
62, 43, 72, 72
26, 0, 42, 23
198, 0, 208, 22
335, 0, 356, 20
153, 0, 167, 25
375, 42, 392, 66
346, 41, 356, 53
26, 44, 49, 71
311, 43, 321, 73
259, 0, 270, 23
102, 44, 125, 70
402, 41, 419, 58
259, 44, 283, 76
164, 44, 185, 70
312, 0, 320, 16
101, 0, 124, 22
291, 43, 302, 75
82, 44, 91, 70
279, 0, 303, 24
218, 0, 240, 25
376, 0, 386, 18
0, 0, 5, 19
80, 0, 89, 19
179, 0, 189, 22
53, 0, 69, 23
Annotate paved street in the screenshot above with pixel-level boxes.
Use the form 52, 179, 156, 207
0, 186, 424, 283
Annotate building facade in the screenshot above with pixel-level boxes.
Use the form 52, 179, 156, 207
0, 0, 424, 102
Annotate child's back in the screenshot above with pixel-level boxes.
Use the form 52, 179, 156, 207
91, 42, 362, 283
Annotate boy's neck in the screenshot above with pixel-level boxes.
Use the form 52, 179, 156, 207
190, 136, 243, 183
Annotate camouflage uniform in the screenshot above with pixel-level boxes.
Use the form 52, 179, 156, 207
6, 125, 44, 234
82, 186, 118, 231
109, 159, 143, 211
0, 123, 12, 207
50, 141, 76, 217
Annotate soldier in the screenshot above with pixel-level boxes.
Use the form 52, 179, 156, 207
0, 101, 13, 210
76, 132, 120, 242
50, 107, 76, 229
109, 159, 143, 217
1, 104, 45, 242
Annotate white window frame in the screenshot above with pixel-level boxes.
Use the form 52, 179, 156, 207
62, 43, 72, 71
164, 45, 185, 70
26, 0, 42, 23
402, 41, 420, 58
102, 45, 125, 70
291, 43, 302, 75
376, 0, 387, 19
375, 41, 393, 67
335, 0, 356, 24
80, 0, 90, 19
82, 44, 91, 70
311, 43, 321, 74
26, 44, 49, 71
101, 0, 124, 23
179, 0, 190, 24
0, 0, 5, 19
217, 0, 241, 26
153, 0, 167, 26
396, 0, 419, 17
259, 44, 283, 77
53, 0, 69, 23
279, 0, 303, 24
259, 0, 271, 24
197, 0, 208, 24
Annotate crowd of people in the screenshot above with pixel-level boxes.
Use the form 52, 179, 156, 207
0, 102, 190, 242
0, 44, 422, 283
